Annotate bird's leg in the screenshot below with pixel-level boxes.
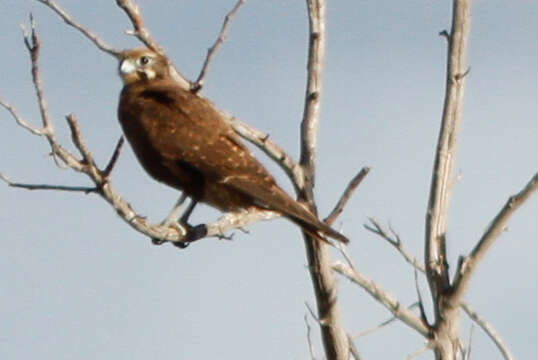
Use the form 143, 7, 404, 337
172, 200, 208, 248
179, 199, 198, 224
152, 194, 188, 245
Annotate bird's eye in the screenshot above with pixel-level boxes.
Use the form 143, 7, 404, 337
138, 56, 151, 66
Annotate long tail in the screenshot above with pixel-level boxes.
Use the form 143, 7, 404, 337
270, 188, 349, 244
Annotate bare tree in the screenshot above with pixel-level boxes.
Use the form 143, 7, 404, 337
1, 1, 536, 359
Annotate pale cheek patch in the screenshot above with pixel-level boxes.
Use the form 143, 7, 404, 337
145, 69, 156, 80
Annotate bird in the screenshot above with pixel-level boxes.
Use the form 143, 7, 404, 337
116, 48, 348, 244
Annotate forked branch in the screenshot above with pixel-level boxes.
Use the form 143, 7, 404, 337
299, 1, 351, 359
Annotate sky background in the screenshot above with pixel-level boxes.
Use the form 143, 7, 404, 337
1, 1, 537, 359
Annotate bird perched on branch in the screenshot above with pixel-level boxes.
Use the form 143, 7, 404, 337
116, 48, 348, 244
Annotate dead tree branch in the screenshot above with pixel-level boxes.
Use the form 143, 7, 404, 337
115, 0, 158, 50
297, 1, 350, 359
333, 262, 430, 337
353, 302, 419, 339
451, 171, 538, 304
424, 0, 471, 357
425, 0, 471, 308
35, 0, 120, 56
365, 217, 520, 359
0, 174, 96, 193
193, 0, 246, 90
325, 167, 370, 225
460, 302, 514, 360
365, 218, 426, 273
304, 314, 318, 360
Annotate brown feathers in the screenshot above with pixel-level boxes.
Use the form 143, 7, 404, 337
117, 48, 348, 244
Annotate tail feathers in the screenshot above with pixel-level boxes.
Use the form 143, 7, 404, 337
293, 217, 349, 244
243, 183, 349, 244
269, 189, 349, 244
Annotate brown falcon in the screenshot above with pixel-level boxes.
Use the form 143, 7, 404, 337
117, 48, 348, 244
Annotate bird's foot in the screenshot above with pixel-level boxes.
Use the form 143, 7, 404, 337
151, 220, 188, 246
151, 220, 207, 249
171, 223, 207, 249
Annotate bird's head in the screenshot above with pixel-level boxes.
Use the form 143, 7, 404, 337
118, 48, 169, 85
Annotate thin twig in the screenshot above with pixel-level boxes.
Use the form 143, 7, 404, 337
460, 302, 514, 360
0, 98, 46, 136
463, 323, 475, 360
193, 0, 246, 90
22, 14, 54, 137
364, 218, 426, 272
354, 303, 419, 339
35, 0, 120, 56
305, 301, 321, 324
333, 261, 431, 338
414, 268, 429, 326
304, 314, 318, 360
406, 345, 430, 360
347, 334, 362, 360
451, 171, 538, 304
324, 167, 370, 225
102, 136, 125, 177
115, 0, 157, 50
0, 173, 96, 193
65, 114, 95, 168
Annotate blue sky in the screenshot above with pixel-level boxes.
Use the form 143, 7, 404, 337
1, 1, 537, 359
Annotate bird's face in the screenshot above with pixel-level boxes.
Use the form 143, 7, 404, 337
118, 48, 169, 85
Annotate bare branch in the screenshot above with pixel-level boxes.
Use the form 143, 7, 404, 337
462, 323, 475, 360
354, 303, 419, 339
424, 1, 472, 357
425, 0, 471, 305
35, 0, 120, 56
299, 0, 327, 204
333, 261, 431, 338
347, 335, 362, 360
364, 217, 516, 357
324, 167, 370, 225
365, 218, 426, 272
22, 15, 54, 137
298, 1, 350, 359
304, 314, 318, 360
451, 172, 538, 305
0, 174, 96, 193
414, 268, 429, 326
406, 345, 431, 360
65, 114, 96, 168
0, 98, 46, 136
115, 0, 158, 50
204, 209, 280, 240
460, 302, 514, 360
193, 0, 246, 90
102, 136, 125, 177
